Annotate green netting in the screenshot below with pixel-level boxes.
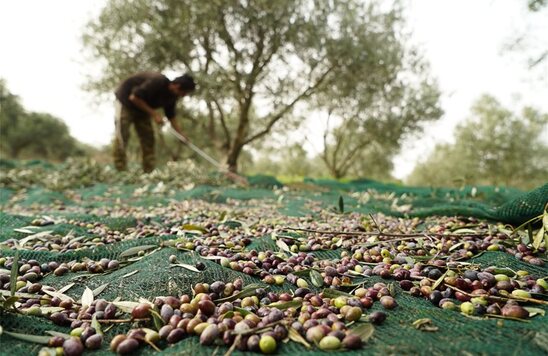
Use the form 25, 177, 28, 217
0, 163, 547, 355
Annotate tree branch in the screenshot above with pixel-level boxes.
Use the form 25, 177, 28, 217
243, 65, 335, 145
212, 98, 231, 147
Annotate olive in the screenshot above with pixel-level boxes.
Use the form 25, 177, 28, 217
259, 335, 277, 354
109, 335, 127, 351
460, 302, 474, 315
368, 311, 386, 325
342, 334, 363, 349
161, 303, 174, 322
85, 334, 103, 350
306, 325, 325, 343
429, 290, 443, 305
198, 300, 216, 316
380, 296, 397, 309
501, 304, 529, 319
210, 281, 225, 295
131, 303, 151, 318
247, 334, 261, 352
319, 335, 342, 350
48, 336, 65, 347
200, 324, 220, 345
50, 312, 71, 326
167, 328, 186, 343
344, 306, 362, 322
159, 325, 174, 340
116, 338, 140, 354
63, 338, 84, 356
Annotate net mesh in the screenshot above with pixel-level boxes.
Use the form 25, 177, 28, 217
0, 160, 547, 355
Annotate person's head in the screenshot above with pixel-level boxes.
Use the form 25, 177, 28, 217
169, 74, 196, 97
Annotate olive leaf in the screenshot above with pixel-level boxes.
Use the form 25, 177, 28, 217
219, 311, 234, 320
119, 244, 158, 258
38, 306, 65, 314
321, 288, 353, 299
91, 314, 103, 335
413, 318, 439, 332
233, 307, 257, 317
81, 287, 94, 308
170, 263, 200, 272
216, 286, 269, 303
350, 323, 375, 343
3, 296, 19, 309
181, 224, 207, 234
451, 228, 478, 235
3, 330, 51, 344
18, 230, 54, 247
310, 269, 324, 287
532, 225, 545, 250
268, 300, 303, 310
288, 327, 312, 349
432, 270, 448, 290
449, 242, 465, 252
276, 239, 291, 254
45, 331, 71, 339
121, 270, 140, 279
58, 283, 75, 294
92, 283, 109, 297
112, 301, 140, 313
524, 307, 546, 317
43, 290, 74, 303
13, 227, 40, 234
149, 309, 165, 331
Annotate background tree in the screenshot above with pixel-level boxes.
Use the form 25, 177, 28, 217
407, 94, 548, 189
84, 0, 441, 174
0, 80, 87, 161
502, 0, 547, 80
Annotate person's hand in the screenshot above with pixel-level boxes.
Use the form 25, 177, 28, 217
153, 113, 164, 125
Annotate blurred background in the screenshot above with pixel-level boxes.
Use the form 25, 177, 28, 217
1, 0, 547, 189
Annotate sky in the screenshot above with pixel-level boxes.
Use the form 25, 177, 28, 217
0, 0, 547, 179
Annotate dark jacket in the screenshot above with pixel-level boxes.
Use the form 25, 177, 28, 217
115, 72, 178, 119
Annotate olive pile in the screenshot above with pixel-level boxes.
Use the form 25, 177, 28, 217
105, 278, 387, 354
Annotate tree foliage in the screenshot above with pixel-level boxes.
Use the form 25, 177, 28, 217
84, 0, 440, 174
407, 95, 548, 189
0, 80, 86, 161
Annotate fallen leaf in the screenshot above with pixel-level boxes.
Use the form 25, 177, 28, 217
170, 263, 200, 272
413, 318, 439, 332
81, 287, 94, 308
350, 323, 375, 343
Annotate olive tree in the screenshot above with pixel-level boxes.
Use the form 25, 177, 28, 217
84, 0, 440, 173
407, 95, 548, 189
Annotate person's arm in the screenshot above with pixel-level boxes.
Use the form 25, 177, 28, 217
167, 117, 189, 142
129, 94, 163, 124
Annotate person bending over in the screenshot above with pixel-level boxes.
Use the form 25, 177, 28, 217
113, 72, 196, 173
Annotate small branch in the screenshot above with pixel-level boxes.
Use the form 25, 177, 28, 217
282, 226, 486, 239
72, 318, 151, 324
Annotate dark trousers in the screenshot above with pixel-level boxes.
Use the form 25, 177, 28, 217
113, 101, 156, 173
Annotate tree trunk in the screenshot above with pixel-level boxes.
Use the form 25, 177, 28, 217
226, 144, 243, 173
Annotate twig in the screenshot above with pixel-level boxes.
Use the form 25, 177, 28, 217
368, 214, 381, 232
443, 284, 548, 305
282, 227, 485, 239
72, 318, 151, 324
224, 334, 241, 356
140, 337, 162, 352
